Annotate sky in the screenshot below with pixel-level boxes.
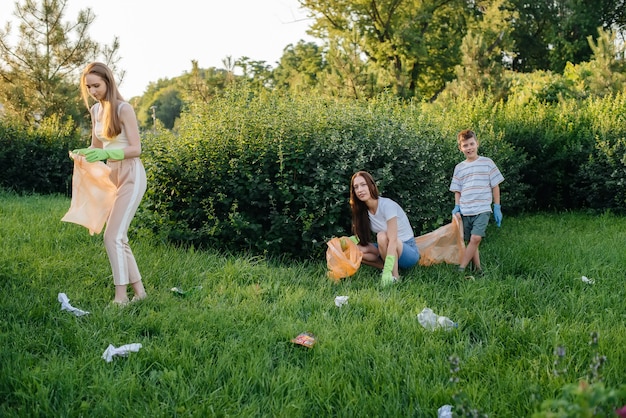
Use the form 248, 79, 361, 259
0, 0, 317, 98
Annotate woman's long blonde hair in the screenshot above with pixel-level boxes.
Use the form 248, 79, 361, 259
80, 62, 124, 139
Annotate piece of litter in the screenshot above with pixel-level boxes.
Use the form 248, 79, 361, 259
417, 307, 458, 331
170, 286, 202, 296
102, 343, 142, 362
291, 333, 316, 348
581, 276, 595, 284
334, 296, 349, 307
438, 405, 453, 418
58, 293, 89, 317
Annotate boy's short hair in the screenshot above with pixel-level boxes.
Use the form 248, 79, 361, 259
457, 129, 477, 145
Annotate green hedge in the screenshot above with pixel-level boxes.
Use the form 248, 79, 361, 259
2, 90, 624, 260
0, 118, 83, 195
421, 93, 626, 211
138, 89, 525, 259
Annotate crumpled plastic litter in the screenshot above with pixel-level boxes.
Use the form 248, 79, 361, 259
417, 308, 458, 331
334, 296, 349, 307
581, 276, 595, 284
102, 343, 142, 362
58, 292, 89, 317
438, 405, 453, 418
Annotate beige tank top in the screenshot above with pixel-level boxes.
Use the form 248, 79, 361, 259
93, 102, 129, 150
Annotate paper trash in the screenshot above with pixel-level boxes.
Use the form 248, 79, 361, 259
334, 296, 349, 307
58, 293, 90, 317
102, 343, 143, 362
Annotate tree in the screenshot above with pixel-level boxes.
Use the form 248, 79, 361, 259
509, 0, 626, 73
0, 0, 121, 126
299, 0, 469, 100
443, 0, 518, 100
235, 57, 273, 91
563, 27, 626, 98
272, 41, 326, 93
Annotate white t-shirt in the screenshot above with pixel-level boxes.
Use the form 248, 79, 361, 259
449, 156, 504, 216
368, 197, 415, 242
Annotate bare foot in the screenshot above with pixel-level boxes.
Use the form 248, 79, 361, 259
131, 293, 147, 302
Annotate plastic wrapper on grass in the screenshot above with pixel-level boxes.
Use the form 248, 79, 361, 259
291, 333, 316, 348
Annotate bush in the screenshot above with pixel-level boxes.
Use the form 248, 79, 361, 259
0, 116, 83, 195
428, 93, 626, 213
139, 89, 525, 259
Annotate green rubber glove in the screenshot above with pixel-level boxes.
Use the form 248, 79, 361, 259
348, 235, 359, 244
84, 148, 124, 163
380, 255, 396, 286
72, 148, 90, 155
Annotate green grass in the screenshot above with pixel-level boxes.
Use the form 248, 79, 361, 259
1, 193, 625, 417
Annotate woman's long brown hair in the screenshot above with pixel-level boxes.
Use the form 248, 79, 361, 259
349, 171, 379, 245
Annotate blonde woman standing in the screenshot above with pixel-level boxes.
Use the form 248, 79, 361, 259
74, 62, 147, 305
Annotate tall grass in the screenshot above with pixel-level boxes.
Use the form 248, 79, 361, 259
1, 193, 625, 417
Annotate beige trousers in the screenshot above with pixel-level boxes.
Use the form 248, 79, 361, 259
104, 158, 147, 286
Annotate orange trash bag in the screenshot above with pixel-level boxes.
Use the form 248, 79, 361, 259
61, 152, 117, 235
415, 213, 465, 266
326, 236, 363, 282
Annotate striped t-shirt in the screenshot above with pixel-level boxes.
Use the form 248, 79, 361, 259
449, 156, 504, 216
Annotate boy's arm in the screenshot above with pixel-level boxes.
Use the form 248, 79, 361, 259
452, 191, 461, 215
492, 185, 500, 205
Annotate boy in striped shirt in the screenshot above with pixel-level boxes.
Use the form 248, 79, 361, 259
450, 129, 504, 275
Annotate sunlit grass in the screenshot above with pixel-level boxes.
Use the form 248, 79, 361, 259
1, 193, 625, 417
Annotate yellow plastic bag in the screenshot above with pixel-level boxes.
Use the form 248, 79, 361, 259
61, 152, 117, 235
326, 236, 363, 281
415, 214, 465, 266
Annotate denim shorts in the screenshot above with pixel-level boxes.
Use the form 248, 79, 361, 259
398, 238, 420, 269
373, 238, 420, 269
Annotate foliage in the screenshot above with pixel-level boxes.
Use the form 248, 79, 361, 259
508, 0, 626, 73
0, 0, 121, 128
442, 0, 518, 101
2, 88, 625, 258
295, 0, 625, 101
139, 87, 524, 259
273, 41, 327, 93
300, 0, 469, 100
576, 94, 626, 211
563, 28, 626, 99
1, 194, 626, 417
534, 332, 626, 417
430, 92, 626, 212
0, 117, 82, 195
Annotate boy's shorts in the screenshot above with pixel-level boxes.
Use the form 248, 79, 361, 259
373, 238, 420, 269
462, 212, 491, 239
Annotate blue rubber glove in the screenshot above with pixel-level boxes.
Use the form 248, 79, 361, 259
84, 148, 124, 163
380, 255, 396, 286
493, 204, 502, 227
452, 205, 461, 216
